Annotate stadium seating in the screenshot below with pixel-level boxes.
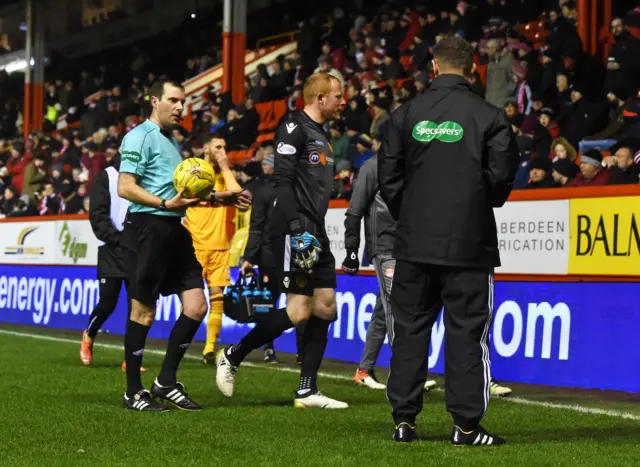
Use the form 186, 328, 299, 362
256, 100, 287, 133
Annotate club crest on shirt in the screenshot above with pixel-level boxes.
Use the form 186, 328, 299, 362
277, 142, 297, 155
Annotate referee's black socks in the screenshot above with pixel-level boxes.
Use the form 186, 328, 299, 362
158, 314, 202, 387
227, 308, 294, 366
296, 316, 330, 397
125, 319, 151, 397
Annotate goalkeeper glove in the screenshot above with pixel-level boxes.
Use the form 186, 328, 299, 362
290, 231, 322, 270
341, 250, 359, 275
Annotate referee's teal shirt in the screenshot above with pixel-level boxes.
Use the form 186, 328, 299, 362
119, 119, 184, 217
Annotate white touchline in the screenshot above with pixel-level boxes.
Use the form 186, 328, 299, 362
505, 397, 640, 421
1, 328, 639, 421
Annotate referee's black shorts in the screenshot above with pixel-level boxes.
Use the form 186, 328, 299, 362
271, 234, 336, 296
122, 212, 203, 306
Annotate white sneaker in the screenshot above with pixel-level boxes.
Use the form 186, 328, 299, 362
215, 349, 238, 398
293, 392, 349, 409
354, 368, 386, 389
490, 379, 512, 397
424, 380, 438, 391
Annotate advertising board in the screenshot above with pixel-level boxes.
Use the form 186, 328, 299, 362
495, 200, 569, 274
569, 196, 640, 275
1, 264, 639, 392
0, 222, 57, 265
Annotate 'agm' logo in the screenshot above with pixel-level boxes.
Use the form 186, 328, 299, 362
412, 120, 464, 143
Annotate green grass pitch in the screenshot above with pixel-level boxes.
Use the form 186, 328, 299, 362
1, 324, 639, 467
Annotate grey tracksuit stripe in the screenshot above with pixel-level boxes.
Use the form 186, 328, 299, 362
359, 256, 396, 369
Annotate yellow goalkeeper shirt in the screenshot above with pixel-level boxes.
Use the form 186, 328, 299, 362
184, 174, 229, 250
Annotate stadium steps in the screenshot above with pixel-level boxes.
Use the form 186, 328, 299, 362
56, 42, 298, 132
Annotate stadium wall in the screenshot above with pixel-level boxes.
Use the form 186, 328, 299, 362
1, 186, 640, 393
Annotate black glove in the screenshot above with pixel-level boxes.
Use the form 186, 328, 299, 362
341, 249, 359, 275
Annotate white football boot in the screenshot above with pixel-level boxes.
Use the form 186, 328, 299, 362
215, 349, 238, 397
293, 392, 349, 409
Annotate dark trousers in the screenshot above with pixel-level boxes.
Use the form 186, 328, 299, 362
387, 260, 494, 431
260, 267, 279, 352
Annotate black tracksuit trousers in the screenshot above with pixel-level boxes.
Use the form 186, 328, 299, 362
387, 259, 494, 432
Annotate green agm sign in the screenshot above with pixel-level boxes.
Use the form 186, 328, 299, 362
59, 222, 88, 264
412, 120, 464, 143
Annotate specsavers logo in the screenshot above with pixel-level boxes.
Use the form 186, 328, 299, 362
59, 222, 88, 264
412, 120, 464, 143
4, 226, 44, 257
121, 150, 141, 164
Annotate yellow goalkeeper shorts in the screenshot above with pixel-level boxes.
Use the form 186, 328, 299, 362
194, 249, 231, 288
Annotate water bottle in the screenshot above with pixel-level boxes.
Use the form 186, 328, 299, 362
251, 282, 263, 298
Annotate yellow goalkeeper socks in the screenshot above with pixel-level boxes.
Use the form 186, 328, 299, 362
203, 298, 224, 355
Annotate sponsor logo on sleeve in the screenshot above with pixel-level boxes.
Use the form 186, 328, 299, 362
286, 123, 297, 133
277, 143, 297, 155
121, 150, 141, 163
309, 152, 328, 166
412, 121, 464, 143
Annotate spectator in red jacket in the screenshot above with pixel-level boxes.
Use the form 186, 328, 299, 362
4, 143, 29, 193
567, 149, 610, 186
81, 143, 107, 189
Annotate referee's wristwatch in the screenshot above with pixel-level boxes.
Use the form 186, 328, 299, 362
158, 199, 168, 211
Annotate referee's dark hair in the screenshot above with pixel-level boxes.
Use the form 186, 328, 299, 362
148, 79, 185, 101
143, 79, 185, 117
433, 35, 475, 76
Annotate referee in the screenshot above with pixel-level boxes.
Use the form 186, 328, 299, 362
118, 79, 249, 412
378, 36, 519, 445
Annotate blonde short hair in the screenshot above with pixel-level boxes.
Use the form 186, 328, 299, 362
303, 73, 340, 106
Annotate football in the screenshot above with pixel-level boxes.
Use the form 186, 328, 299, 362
173, 157, 216, 199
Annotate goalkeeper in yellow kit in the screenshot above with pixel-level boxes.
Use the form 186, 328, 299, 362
184, 133, 242, 364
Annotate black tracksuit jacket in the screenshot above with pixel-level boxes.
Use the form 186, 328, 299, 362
89, 160, 128, 279
378, 74, 520, 269
243, 180, 276, 267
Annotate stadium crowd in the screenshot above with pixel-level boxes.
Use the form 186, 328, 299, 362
1, 0, 640, 218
